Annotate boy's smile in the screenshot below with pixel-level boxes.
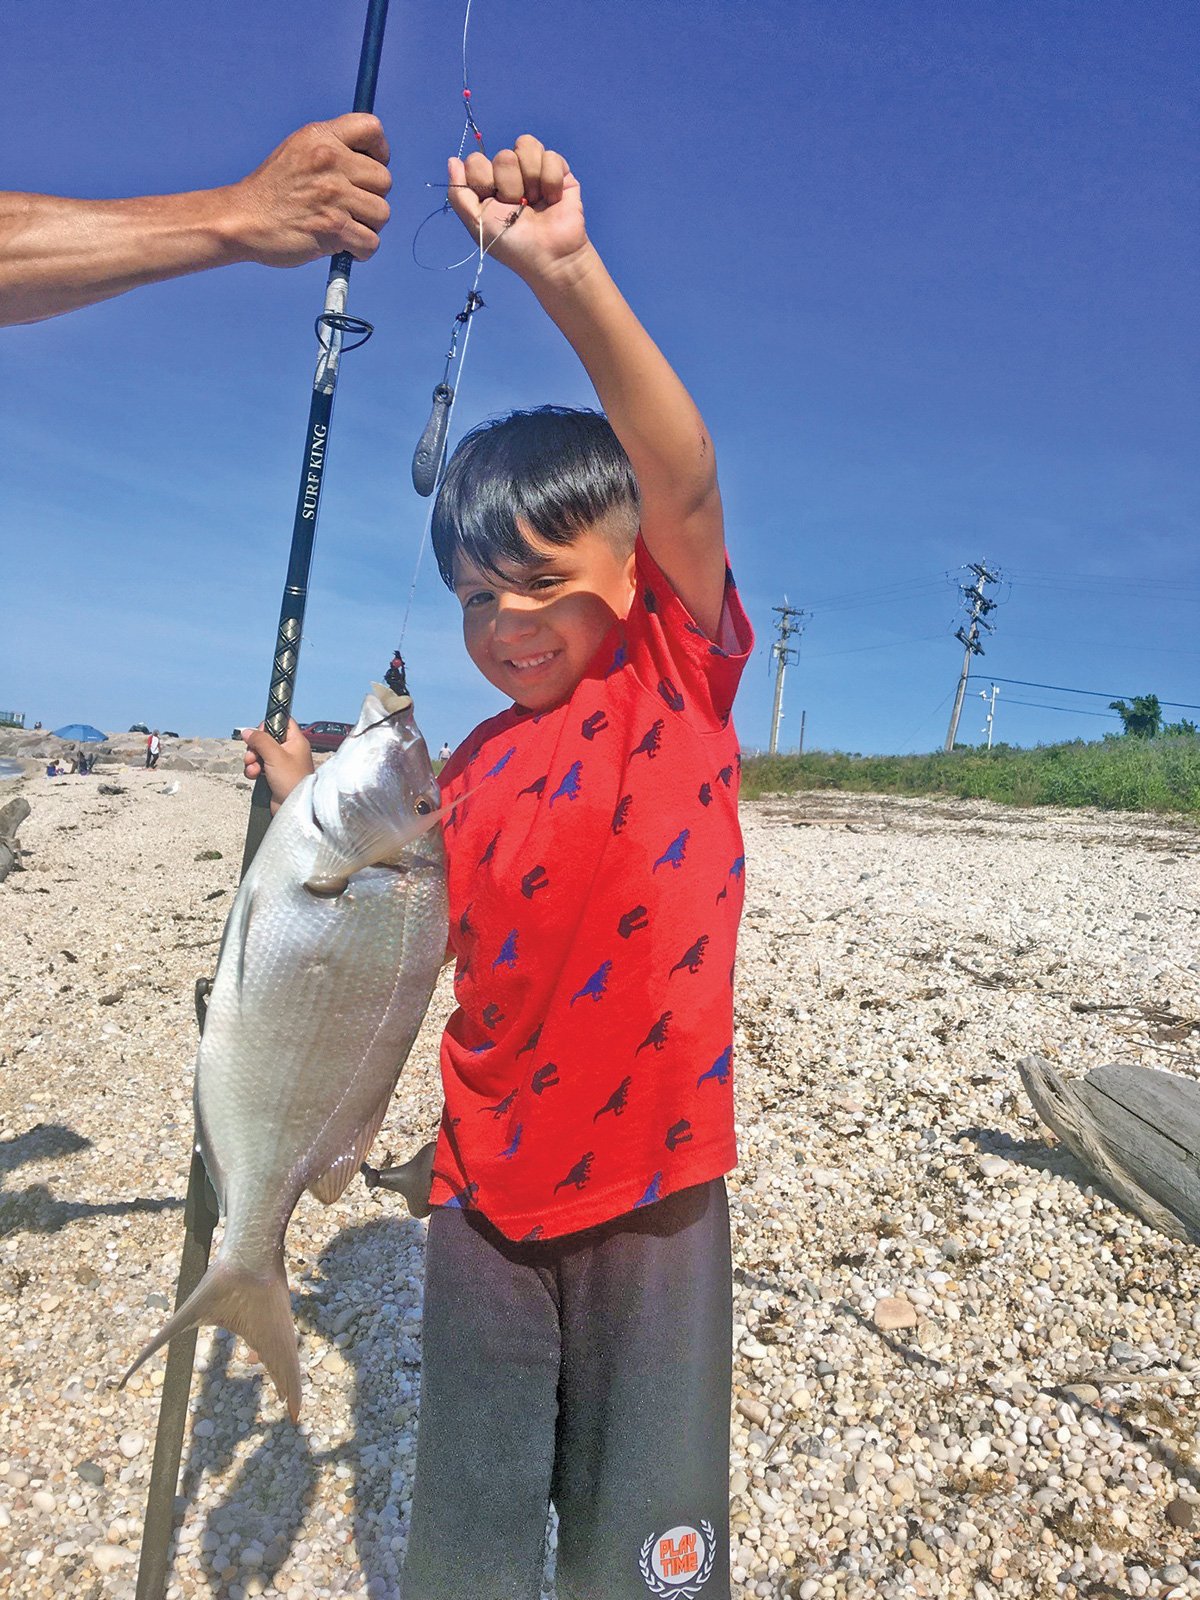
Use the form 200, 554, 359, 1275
453, 520, 637, 712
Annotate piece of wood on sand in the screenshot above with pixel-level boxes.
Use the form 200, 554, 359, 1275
1018, 1055, 1200, 1243
0, 795, 30, 883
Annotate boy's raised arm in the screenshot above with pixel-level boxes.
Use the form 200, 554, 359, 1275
448, 136, 727, 639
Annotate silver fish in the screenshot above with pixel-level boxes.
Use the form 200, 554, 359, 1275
124, 685, 447, 1419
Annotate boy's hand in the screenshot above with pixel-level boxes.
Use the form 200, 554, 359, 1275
241, 720, 315, 812
447, 135, 587, 285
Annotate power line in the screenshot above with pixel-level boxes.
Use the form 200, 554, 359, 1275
1000, 697, 1119, 718
970, 674, 1200, 712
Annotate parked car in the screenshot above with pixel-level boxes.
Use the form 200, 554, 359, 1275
129, 723, 150, 734
301, 720, 353, 753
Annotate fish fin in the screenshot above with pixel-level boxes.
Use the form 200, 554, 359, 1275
307, 1091, 394, 1205
122, 1255, 302, 1423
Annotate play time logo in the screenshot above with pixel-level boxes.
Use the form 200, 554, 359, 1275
638, 1520, 716, 1596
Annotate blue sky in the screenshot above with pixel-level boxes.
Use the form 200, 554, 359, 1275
4, 0, 1197, 753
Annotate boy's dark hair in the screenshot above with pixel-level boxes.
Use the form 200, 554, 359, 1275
431, 406, 640, 589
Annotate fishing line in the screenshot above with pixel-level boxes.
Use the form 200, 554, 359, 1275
398, 0, 530, 646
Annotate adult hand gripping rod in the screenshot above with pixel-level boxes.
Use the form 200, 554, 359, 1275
133, 5, 390, 1595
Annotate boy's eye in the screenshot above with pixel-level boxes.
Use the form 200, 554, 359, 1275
463, 591, 494, 610
529, 576, 563, 593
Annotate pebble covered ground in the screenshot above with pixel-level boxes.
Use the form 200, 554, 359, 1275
1, 761, 1199, 1599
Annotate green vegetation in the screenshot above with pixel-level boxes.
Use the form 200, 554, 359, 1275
742, 733, 1200, 814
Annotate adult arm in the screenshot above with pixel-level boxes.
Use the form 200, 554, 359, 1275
0, 114, 391, 327
448, 136, 726, 639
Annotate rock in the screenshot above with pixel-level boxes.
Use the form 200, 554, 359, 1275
1166, 1497, 1194, 1530
31, 1490, 56, 1513
117, 1432, 145, 1458
737, 1397, 770, 1427
872, 1296, 919, 1331
91, 1543, 136, 1573
978, 1155, 1009, 1179
75, 1460, 105, 1487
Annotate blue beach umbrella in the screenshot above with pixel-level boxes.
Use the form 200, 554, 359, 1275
51, 724, 108, 742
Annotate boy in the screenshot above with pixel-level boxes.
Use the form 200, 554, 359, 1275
245, 134, 752, 1600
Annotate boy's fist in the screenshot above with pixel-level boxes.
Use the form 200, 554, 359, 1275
241, 719, 316, 811
447, 134, 587, 282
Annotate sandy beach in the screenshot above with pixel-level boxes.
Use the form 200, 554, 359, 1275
1, 755, 1199, 1599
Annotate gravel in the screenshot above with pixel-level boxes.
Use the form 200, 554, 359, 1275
2, 769, 1199, 1598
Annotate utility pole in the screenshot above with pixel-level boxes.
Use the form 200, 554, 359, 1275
798, 708, 807, 755
769, 604, 808, 755
944, 563, 1000, 752
979, 682, 999, 750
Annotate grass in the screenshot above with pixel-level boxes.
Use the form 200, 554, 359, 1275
741, 734, 1200, 815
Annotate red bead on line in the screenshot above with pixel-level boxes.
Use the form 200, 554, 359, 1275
463, 89, 471, 99
474, 131, 483, 142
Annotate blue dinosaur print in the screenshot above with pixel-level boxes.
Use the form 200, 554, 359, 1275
636, 1011, 672, 1053
482, 1088, 518, 1119
549, 760, 583, 806
642, 586, 659, 613
516, 1022, 543, 1058
631, 720, 664, 761
633, 1172, 664, 1208
653, 829, 690, 872
570, 959, 612, 1006
459, 904, 475, 938
698, 781, 713, 807
479, 830, 500, 866
612, 794, 633, 834
716, 764, 734, 787
500, 1123, 523, 1160
618, 904, 649, 938
697, 1044, 732, 1089
445, 1181, 480, 1210
518, 774, 547, 798
521, 1224, 545, 1241
482, 1002, 505, 1029
493, 929, 519, 970
581, 710, 608, 740
469, 1039, 496, 1054
604, 641, 628, 678
484, 745, 517, 779
670, 934, 709, 976
716, 854, 746, 903
657, 677, 685, 713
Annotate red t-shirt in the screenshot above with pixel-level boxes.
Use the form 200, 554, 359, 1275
431, 537, 754, 1239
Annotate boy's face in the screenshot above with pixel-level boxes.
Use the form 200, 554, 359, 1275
453, 519, 636, 712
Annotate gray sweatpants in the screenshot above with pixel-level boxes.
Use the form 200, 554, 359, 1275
402, 1179, 732, 1600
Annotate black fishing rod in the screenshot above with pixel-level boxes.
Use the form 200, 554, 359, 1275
134, 4, 390, 1594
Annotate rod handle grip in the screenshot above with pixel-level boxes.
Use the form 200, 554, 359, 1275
412, 383, 454, 497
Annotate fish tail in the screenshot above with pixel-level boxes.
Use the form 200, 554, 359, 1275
121, 1256, 302, 1422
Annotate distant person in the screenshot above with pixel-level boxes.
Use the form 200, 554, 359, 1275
437, 741, 452, 763
146, 731, 161, 770
33, 720, 42, 730
385, 647, 408, 698
0, 114, 392, 327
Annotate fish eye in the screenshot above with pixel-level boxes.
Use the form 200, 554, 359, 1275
414, 798, 434, 816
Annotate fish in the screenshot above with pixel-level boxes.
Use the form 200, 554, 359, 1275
123, 685, 447, 1420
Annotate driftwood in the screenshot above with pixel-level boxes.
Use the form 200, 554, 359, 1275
0, 795, 29, 883
1019, 1055, 1200, 1243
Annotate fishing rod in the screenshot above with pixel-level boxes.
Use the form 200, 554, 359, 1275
133, 4, 391, 1594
